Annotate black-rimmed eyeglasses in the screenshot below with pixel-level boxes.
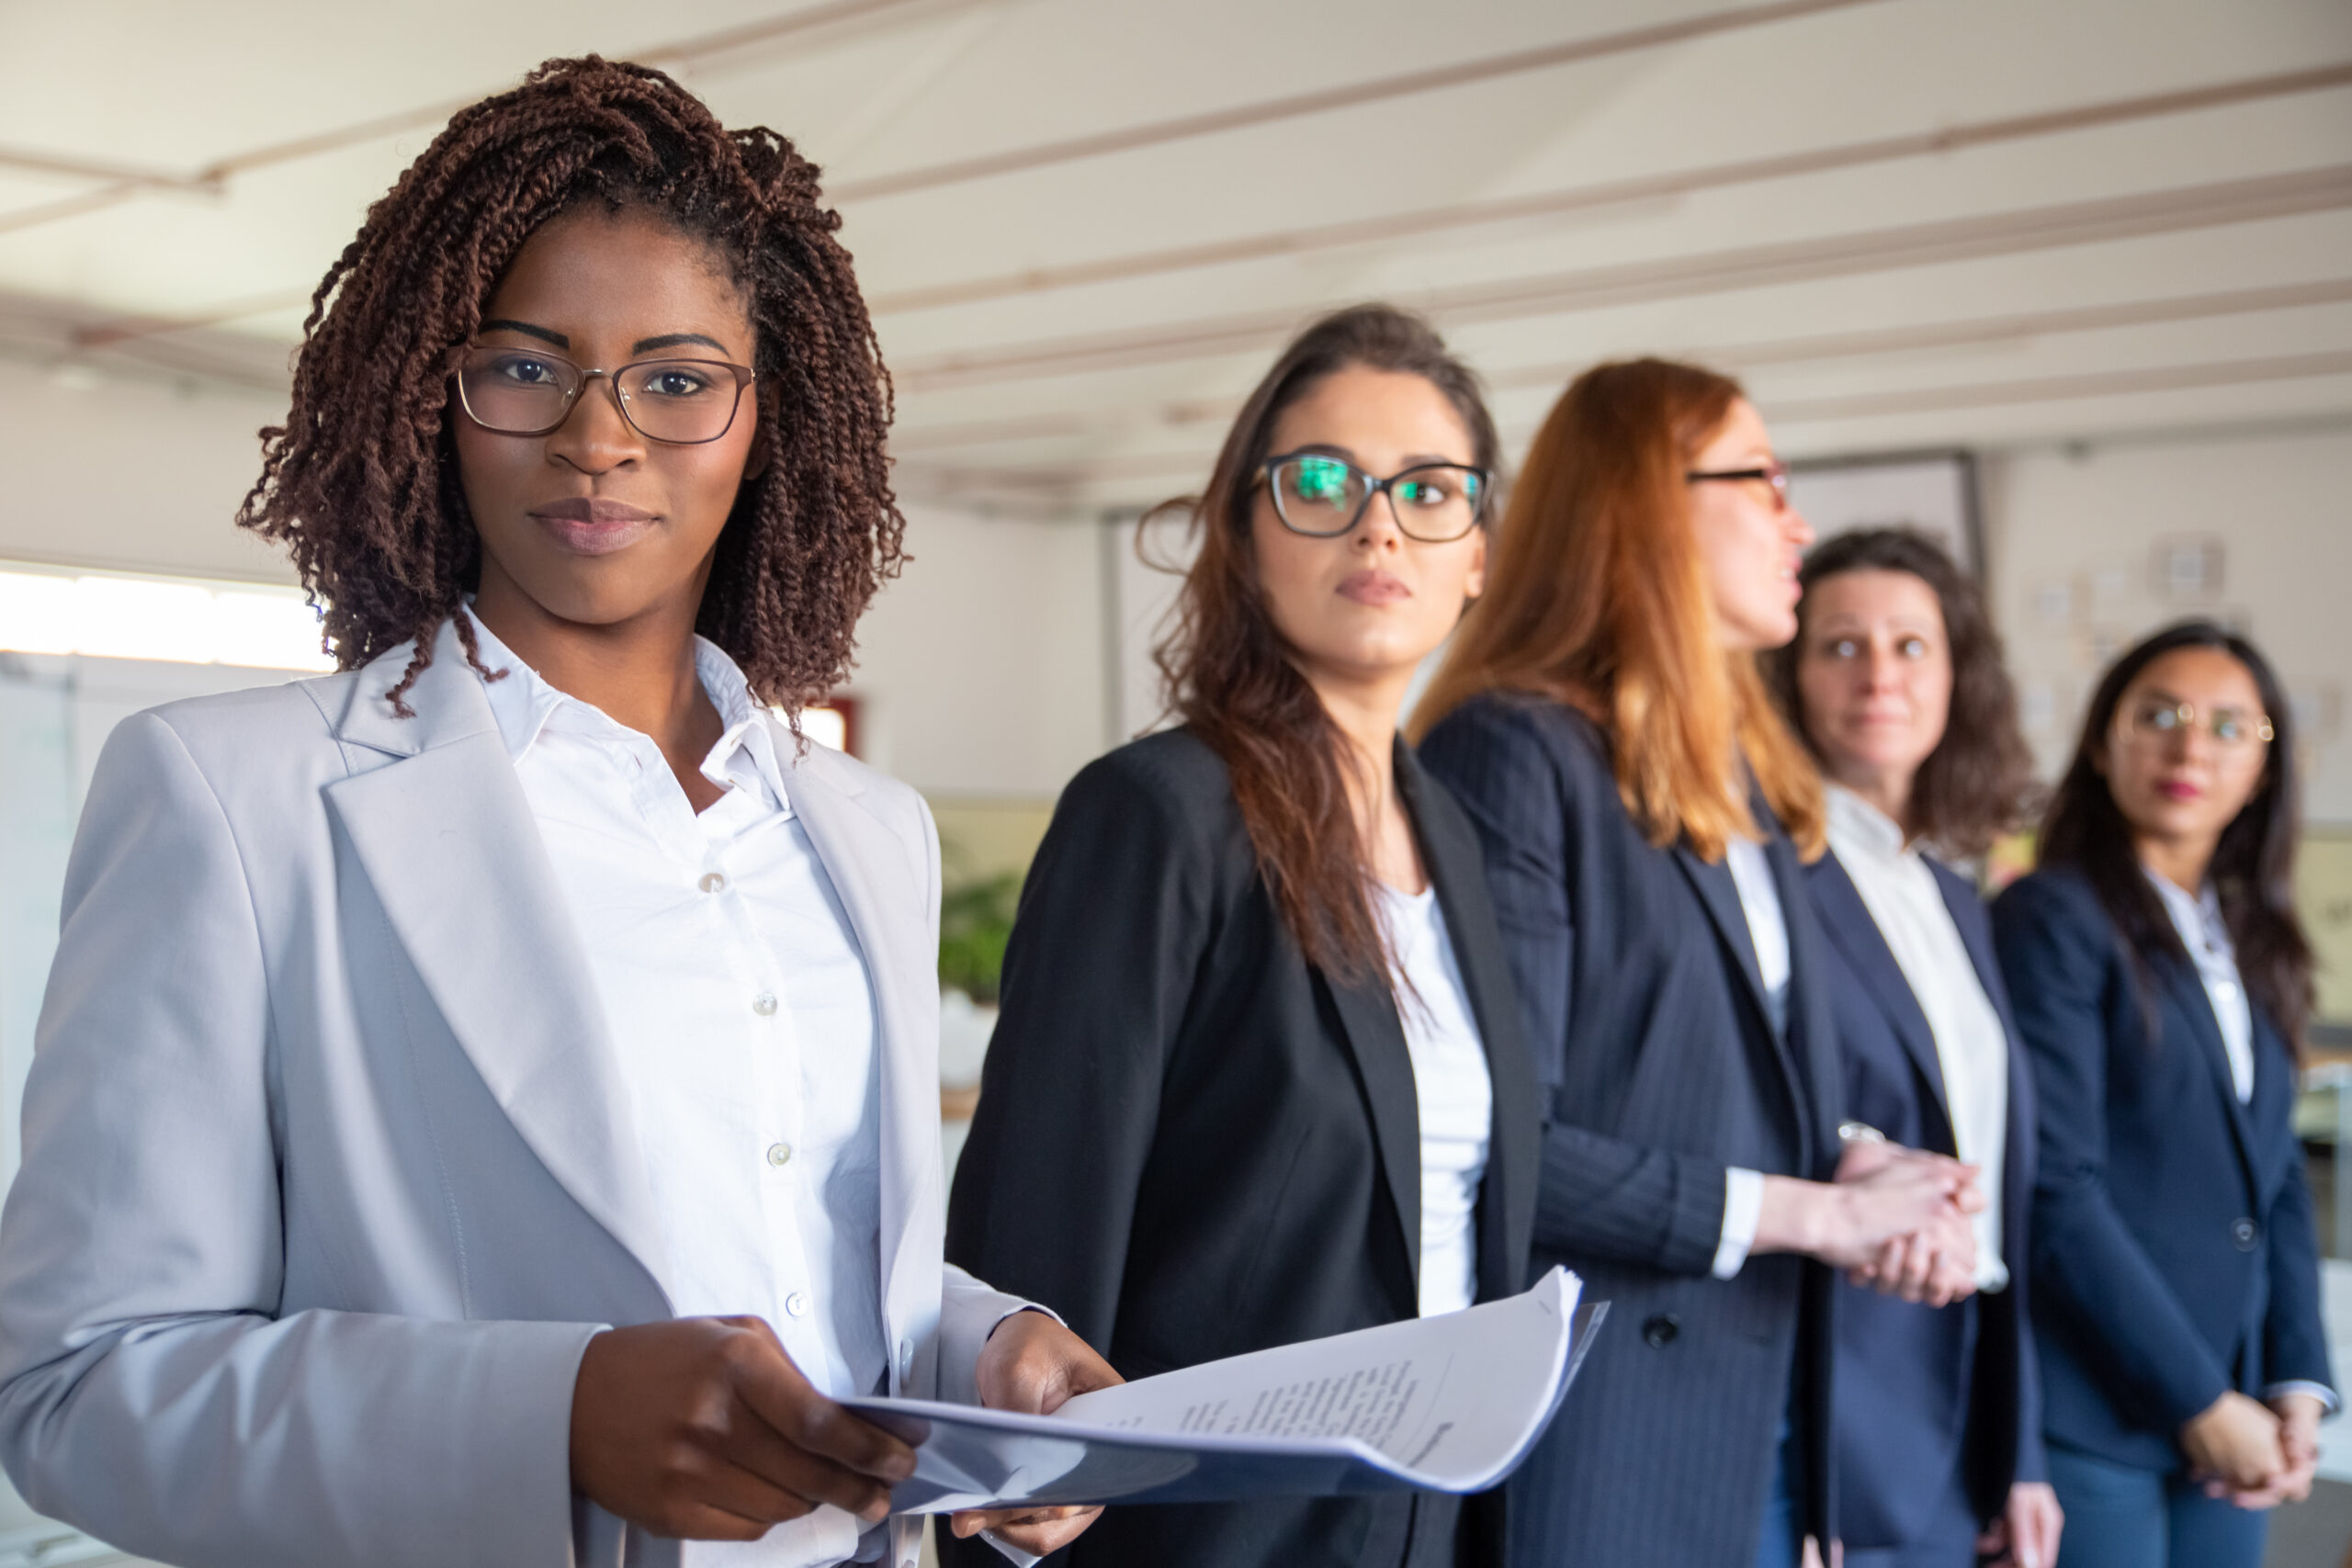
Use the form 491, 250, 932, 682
449, 345, 757, 445
1259, 451, 1491, 543
1685, 459, 1791, 512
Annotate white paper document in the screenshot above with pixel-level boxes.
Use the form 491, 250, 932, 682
843, 1267, 1601, 1514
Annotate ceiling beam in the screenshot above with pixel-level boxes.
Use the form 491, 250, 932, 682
888, 276, 2352, 454
890, 164, 2352, 391
0, 0, 992, 242
830, 0, 1891, 202
867, 62, 2352, 315
902, 341, 2352, 497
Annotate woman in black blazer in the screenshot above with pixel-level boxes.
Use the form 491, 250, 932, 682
1769, 529, 2058, 1568
1416, 362, 1982, 1568
944, 305, 1539, 1568
1994, 622, 2334, 1568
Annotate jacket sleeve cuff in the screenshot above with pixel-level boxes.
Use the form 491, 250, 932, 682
2264, 1380, 2341, 1416
1711, 1168, 1766, 1280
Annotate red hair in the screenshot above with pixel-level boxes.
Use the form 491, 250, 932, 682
1413, 358, 1823, 861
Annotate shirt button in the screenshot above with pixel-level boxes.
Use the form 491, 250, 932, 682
899, 1339, 914, 1374
786, 1292, 809, 1318
698, 871, 727, 894
765, 1142, 793, 1168
752, 992, 778, 1016
2232, 1217, 2259, 1251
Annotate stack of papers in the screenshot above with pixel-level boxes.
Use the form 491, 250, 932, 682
844, 1267, 1601, 1513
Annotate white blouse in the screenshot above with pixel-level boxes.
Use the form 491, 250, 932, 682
1375, 882, 1494, 1317
2146, 869, 2254, 1104
1826, 787, 2011, 1291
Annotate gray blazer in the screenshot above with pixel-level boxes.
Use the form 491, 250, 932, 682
0, 619, 1025, 1568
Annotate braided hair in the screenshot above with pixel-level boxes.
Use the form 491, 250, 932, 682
238, 55, 903, 715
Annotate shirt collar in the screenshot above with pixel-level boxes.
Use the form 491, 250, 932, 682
1826, 783, 1912, 865
461, 609, 792, 814
2143, 863, 2228, 953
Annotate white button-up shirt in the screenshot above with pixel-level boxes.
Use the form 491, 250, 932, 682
1826, 787, 2010, 1291
1712, 837, 1791, 1280
469, 614, 888, 1568
1373, 883, 1492, 1317
2146, 870, 2255, 1104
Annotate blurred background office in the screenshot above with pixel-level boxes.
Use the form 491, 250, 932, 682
0, 0, 2346, 1562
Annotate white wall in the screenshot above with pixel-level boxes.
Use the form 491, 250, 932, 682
0, 354, 1113, 801
1980, 422, 2352, 823
851, 502, 1107, 797
0, 363, 296, 584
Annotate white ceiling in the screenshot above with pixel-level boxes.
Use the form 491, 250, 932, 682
0, 0, 2346, 518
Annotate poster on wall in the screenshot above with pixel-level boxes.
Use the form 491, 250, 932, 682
1787, 451, 1981, 577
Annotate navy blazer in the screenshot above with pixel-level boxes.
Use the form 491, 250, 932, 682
1804, 850, 2043, 1551
1419, 694, 1844, 1568
1993, 867, 2333, 1472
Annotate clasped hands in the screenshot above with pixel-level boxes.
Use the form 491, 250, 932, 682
2180, 1388, 2324, 1511
1826, 1139, 1985, 1307
570, 1308, 1121, 1556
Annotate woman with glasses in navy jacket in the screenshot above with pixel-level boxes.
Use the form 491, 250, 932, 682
1994, 621, 2334, 1568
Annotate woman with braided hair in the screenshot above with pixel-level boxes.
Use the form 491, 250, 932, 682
0, 57, 1111, 1568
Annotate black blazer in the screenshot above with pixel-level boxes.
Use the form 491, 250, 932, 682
1993, 867, 2333, 1472
942, 728, 1541, 1568
1418, 694, 1843, 1568
1804, 849, 2043, 1550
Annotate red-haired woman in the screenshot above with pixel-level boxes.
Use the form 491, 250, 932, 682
1414, 362, 1981, 1568
944, 305, 1541, 1568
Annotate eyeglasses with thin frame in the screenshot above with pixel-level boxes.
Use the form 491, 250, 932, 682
1258, 451, 1491, 543
2121, 697, 2275, 749
1686, 459, 1791, 512
450, 344, 757, 445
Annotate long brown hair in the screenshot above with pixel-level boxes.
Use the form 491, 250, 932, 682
237, 56, 901, 717
1412, 357, 1824, 861
1154, 304, 1500, 980
2040, 620, 2314, 1055
1767, 527, 2036, 858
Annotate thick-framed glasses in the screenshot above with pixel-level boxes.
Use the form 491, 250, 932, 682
450, 345, 757, 445
1686, 459, 1791, 512
1259, 452, 1491, 542
2123, 698, 2274, 748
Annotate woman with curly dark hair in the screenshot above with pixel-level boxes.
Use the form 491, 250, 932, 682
1770, 529, 2060, 1568
0, 56, 1112, 1568
944, 303, 1540, 1568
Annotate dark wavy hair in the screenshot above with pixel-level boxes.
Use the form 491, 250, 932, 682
236, 55, 902, 716
1767, 527, 2035, 858
2040, 620, 2313, 1054
1152, 304, 1500, 981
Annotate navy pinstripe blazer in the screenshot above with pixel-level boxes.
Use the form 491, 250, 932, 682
1419, 694, 1843, 1568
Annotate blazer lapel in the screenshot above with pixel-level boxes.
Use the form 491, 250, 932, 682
1674, 846, 1770, 1030
324, 629, 672, 1302
774, 728, 942, 1376
1813, 852, 1953, 1137
1321, 972, 1424, 1303
1398, 747, 1538, 1304
2160, 957, 2262, 1200
1931, 863, 2036, 1247
1766, 834, 1836, 1179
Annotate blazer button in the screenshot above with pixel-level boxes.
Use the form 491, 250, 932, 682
1642, 1314, 1680, 1348
2232, 1217, 2259, 1251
